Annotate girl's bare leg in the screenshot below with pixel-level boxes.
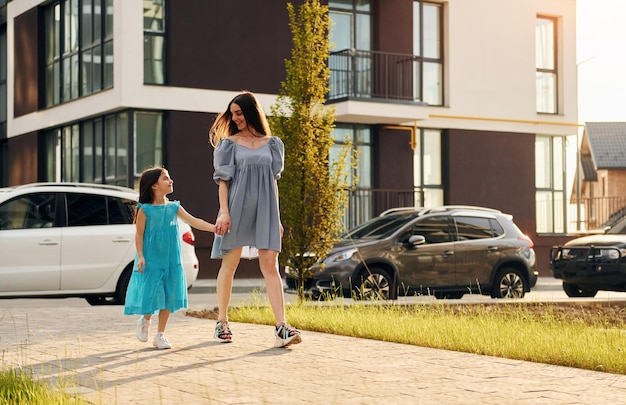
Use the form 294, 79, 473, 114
157, 309, 170, 333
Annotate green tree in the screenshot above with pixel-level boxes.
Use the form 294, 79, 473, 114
270, 0, 355, 299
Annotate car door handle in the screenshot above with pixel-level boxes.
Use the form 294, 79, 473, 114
112, 237, 132, 243
441, 250, 454, 257
39, 239, 59, 246
487, 246, 499, 252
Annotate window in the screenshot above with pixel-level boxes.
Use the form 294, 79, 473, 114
45, 111, 162, 187
144, 0, 166, 84
44, 0, 113, 107
413, 216, 452, 244
328, 0, 371, 98
413, 1, 443, 105
454, 216, 503, 240
66, 194, 108, 226
414, 128, 443, 208
134, 112, 163, 175
536, 17, 557, 114
536, 135, 566, 233
0, 193, 57, 230
108, 196, 136, 225
331, 124, 372, 227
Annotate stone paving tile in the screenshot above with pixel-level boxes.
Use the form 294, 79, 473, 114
2, 305, 626, 404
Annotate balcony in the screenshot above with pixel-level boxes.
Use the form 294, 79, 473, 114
578, 196, 626, 231
327, 49, 430, 125
329, 49, 424, 102
344, 188, 421, 230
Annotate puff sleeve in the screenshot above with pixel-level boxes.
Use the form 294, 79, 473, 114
269, 136, 285, 180
213, 139, 236, 185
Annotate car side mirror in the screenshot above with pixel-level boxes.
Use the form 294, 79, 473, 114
408, 235, 426, 246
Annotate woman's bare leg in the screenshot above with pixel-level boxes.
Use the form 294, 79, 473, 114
216, 247, 242, 322
258, 249, 286, 324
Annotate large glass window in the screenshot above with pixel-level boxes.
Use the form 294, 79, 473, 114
331, 124, 372, 228
144, 0, 166, 84
328, 0, 371, 98
536, 135, 566, 233
414, 128, 443, 208
413, 1, 443, 105
45, 111, 162, 187
135, 112, 163, 175
45, 0, 113, 107
536, 17, 557, 114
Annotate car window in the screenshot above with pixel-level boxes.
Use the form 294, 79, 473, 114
0, 193, 57, 230
342, 213, 419, 240
413, 216, 452, 244
66, 193, 108, 226
454, 216, 502, 240
108, 197, 136, 225
607, 217, 626, 234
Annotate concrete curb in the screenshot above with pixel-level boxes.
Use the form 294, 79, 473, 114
189, 277, 563, 294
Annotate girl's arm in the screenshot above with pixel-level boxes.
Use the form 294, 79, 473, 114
177, 206, 216, 233
215, 179, 231, 236
135, 208, 147, 273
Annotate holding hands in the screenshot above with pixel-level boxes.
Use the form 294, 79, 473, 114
216, 213, 231, 236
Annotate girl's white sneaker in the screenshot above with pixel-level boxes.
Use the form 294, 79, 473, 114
153, 332, 172, 349
136, 316, 150, 342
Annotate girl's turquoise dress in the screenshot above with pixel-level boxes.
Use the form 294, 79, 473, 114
124, 201, 187, 315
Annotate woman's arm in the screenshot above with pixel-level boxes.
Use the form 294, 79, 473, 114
177, 206, 216, 233
215, 179, 231, 236
135, 208, 147, 273
274, 179, 283, 237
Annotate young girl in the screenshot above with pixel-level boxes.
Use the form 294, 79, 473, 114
124, 166, 216, 349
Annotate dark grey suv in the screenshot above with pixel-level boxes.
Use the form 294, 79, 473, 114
285, 206, 538, 300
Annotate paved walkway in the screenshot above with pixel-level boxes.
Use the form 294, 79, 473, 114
1, 283, 626, 404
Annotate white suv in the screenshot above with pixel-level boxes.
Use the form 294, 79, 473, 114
0, 183, 199, 305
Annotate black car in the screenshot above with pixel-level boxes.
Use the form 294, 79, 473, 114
285, 206, 538, 300
550, 217, 626, 297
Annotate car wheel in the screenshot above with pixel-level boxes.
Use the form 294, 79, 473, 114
491, 267, 527, 299
84, 266, 132, 306
562, 282, 598, 298
353, 267, 397, 300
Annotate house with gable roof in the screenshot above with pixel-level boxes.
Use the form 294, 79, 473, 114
576, 122, 626, 230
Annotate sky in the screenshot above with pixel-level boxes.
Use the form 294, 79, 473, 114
576, 0, 626, 123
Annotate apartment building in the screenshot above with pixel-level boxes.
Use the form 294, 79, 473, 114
1, 0, 578, 277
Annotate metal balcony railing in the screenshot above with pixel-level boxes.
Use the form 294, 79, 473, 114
328, 49, 421, 102
579, 196, 626, 230
343, 188, 420, 230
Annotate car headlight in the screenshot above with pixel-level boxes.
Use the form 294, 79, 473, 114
326, 248, 358, 264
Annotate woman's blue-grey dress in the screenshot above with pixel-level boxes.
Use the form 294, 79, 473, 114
211, 137, 284, 258
124, 201, 188, 315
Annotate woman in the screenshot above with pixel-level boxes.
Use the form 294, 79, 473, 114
209, 91, 301, 348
